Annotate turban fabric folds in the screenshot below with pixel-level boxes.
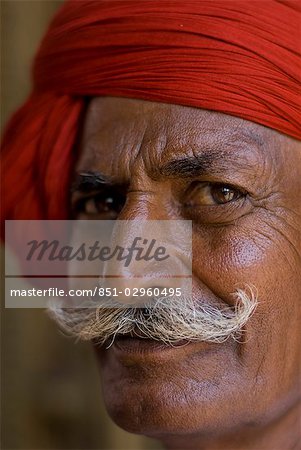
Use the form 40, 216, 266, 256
1, 0, 301, 222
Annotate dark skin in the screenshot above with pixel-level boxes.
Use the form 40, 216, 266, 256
71, 97, 301, 450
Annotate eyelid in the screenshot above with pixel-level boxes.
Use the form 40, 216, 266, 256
204, 181, 248, 195
72, 188, 126, 217
184, 181, 248, 205
185, 195, 247, 210
71, 188, 106, 204
187, 175, 256, 197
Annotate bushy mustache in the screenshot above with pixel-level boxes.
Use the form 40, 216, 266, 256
48, 285, 258, 346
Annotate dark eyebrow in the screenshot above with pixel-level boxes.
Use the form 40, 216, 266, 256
73, 131, 264, 186
71, 171, 111, 192
155, 126, 266, 179
156, 151, 232, 178
157, 153, 217, 177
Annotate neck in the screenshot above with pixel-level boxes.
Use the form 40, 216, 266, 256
162, 401, 301, 450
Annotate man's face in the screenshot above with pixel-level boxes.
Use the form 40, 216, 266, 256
71, 97, 301, 439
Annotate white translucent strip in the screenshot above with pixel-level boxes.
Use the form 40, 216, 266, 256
5, 220, 192, 278
5, 277, 192, 309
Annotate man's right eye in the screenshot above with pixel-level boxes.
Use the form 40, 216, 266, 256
74, 191, 126, 218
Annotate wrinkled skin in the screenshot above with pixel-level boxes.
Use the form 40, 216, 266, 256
71, 97, 301, 450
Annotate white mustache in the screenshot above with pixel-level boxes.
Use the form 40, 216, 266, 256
48, 285, 258, 346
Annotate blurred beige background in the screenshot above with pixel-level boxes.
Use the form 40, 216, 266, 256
1, 2, 162, 449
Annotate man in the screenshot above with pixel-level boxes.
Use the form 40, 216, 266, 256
1, 1, 300, 449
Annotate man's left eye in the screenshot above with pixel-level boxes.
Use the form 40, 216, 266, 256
184, 182, 245, 207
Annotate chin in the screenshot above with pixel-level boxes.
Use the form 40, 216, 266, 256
94, 339, 251, 437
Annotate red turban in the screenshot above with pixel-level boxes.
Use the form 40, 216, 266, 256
1, 0, 301, 223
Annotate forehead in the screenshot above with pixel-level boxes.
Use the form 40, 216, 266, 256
76, 96, 290, 177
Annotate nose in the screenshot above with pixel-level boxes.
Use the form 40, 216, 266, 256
101, 217, 191, 307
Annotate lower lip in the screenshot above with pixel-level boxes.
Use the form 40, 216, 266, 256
112, 336, 191, 355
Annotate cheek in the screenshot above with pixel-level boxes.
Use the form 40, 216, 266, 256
192, 226, 301, 348
192, 228, 272, 294
193, 227, 301, 395
192, 225, 300, 298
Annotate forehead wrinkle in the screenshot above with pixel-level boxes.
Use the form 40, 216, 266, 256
146, 135, 267, 181
126, 122, 271, 183
78, 99, 278, 184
